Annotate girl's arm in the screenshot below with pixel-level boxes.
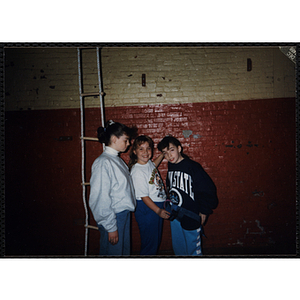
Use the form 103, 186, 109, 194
141, 196, 170, 219
153, 152, 164, 167
199, 213, 207, 225
89, 160, 118, 232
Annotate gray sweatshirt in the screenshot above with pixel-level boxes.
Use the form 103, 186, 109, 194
89, 147, 136, 232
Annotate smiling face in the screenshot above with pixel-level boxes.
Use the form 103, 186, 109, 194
134, 141, 152, 165
110, 134, 130, 153
161, 143, 183, 164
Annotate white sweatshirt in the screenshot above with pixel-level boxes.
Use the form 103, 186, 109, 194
89, 147, 136, 232
131, 160, 166, 202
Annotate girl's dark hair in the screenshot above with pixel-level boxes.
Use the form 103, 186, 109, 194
128, 135, 154, 170
157, 135, 189, 159
97, 120, 137, 146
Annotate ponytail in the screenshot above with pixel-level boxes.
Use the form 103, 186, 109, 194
97, 120, 137, 146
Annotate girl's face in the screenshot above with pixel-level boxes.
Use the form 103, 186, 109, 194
110, 134, 130, 152
161, 143, 183, 164
134, 142, 152, 165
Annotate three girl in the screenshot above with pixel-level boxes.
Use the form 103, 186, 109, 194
89, 121, 216, 256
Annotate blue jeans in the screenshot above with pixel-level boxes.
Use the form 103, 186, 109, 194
170, 218, 202, 256
134, 200, 164, 255
98, 210, 131, 256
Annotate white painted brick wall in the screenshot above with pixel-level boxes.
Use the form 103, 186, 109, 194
5, 46, 296, 111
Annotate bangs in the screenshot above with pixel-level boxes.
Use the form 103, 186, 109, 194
134, 135, 154, 149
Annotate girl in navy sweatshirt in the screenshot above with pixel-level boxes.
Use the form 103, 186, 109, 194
158, 135, 218, 255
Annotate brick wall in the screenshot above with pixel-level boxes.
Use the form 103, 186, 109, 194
4, 46, 296, 256
101, 47, 295, 106
5, 47, 295, 111
5, 98, 296, 255
106, 99, 296, 254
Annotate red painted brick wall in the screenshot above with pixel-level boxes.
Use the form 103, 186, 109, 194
5, 97, 296, 256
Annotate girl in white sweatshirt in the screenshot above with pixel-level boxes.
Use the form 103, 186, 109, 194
89, 120, 136, 255
129, 135, 170, 255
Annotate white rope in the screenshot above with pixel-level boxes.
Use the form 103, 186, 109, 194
77, 48, 89, 256
77, 48, 106, 256
96, 47, 106, 150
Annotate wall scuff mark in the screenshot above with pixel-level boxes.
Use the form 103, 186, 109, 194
182, 130, 201, 139
182, 130, 193, 138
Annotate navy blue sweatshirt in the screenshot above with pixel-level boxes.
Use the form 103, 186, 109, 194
166, 158, 218, 230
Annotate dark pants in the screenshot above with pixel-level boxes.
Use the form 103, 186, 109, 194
134, 200, 164, 255
98, 210, 131, 256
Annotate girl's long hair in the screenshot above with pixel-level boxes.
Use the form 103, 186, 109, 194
128, 135, 154, 171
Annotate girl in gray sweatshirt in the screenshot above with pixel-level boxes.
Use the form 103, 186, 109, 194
89, 120, 137, 255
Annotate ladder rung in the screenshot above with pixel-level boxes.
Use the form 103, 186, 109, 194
81, 92, 104, 97
85, 225, 99, 230
81, 182, 90, 186
81, 137, 99, 141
